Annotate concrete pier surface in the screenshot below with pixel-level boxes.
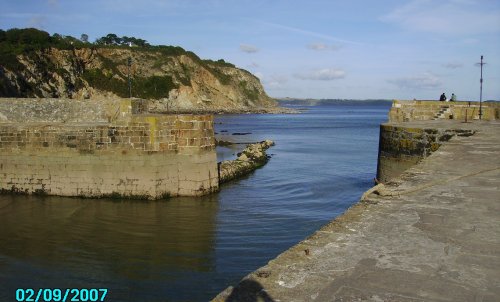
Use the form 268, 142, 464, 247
213, 120, 500, 302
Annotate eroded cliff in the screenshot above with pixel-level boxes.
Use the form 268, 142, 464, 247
0, 30, 276, 112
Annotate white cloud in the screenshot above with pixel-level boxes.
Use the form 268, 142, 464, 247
249, 19, 363, 45
239, 44, 259, 53
294, 68, 346, 81
461, 38, 479, 44
443, 62, 463, 69
28, 15, 46, 29
381, 0, 500, 35
388, 72, 442, 90
307, 43, 342, 51
259, 74, 288, 89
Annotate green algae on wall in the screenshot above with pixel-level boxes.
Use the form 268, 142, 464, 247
376, 124, 474, 183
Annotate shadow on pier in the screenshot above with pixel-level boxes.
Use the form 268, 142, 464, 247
225, 279, 275, 302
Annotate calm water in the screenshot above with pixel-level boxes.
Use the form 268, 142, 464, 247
0, 103, 390, 301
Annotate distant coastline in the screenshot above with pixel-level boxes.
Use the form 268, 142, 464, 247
274, 98, 393, 107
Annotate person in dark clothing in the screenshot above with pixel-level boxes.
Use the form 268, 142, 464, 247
439, 93, 446, 101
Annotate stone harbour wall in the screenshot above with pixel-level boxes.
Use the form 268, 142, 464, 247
377, 99, 497, 183
0, 98, 218, 199
389, 100, 499, 122
0, 97, 152, 123
376, 124, 474, 183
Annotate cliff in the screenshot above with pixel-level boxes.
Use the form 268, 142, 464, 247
0, 29, 276, 112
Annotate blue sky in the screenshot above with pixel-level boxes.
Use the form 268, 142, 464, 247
1, 0, 499, 100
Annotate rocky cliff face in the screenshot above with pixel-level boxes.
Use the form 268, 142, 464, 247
0, 47, 276, 112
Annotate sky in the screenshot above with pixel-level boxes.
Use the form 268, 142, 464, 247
1, 0, 499, 100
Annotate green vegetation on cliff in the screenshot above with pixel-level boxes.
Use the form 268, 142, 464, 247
0, 28, 272, 109
0, 28, 191, 63
0, 28, 85, 70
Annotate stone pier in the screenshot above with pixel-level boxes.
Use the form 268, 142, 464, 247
0, 98, 219, 199
213, 103, 500, 301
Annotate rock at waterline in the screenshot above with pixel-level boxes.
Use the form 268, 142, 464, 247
218, 140, 275, 184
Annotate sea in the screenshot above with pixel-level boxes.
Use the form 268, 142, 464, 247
0, 101, 392, 301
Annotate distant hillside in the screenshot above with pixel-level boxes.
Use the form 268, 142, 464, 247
275, 98, 393, 106
0, 28, 276, 112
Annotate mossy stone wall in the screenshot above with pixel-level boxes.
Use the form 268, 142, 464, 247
376, 124, 474, 183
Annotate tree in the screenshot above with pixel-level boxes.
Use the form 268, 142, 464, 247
80, 34, 88, 43
107, 33, 121, 45
94, 33, 150, 47
95, 33, 120, 45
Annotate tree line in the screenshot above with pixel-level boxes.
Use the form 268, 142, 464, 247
94, 33, 149, 47
0, 28, 153, 49
0, 28, 240, 67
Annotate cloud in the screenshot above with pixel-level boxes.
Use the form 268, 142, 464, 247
381, 0, 500, 35
307, 43, 342, 51
258, 74, 288, 89
265, 75, 288, 88
461, 38, 479, 44
47, 0, 58, 7
239, 44, 259, 53
28, 15, 46, 29
443, 62, 463, 69
249, 19, 363, 45
294, 68, 346, 81
388, 72, 442, 90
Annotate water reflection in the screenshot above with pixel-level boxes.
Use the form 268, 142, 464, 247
0, 194, 218, 301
